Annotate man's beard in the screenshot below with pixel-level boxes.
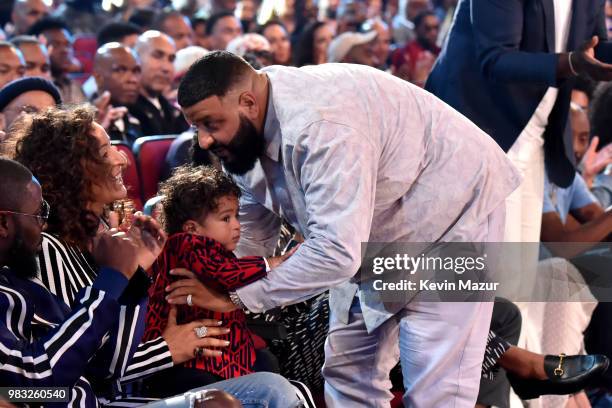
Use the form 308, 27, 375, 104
211, 114, 266, 175
6, 232, 39, 280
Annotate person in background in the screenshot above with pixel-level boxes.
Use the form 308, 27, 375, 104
0, 77, 60, 137
10, 35, 50, 80
391, 0, 431, 47
237, 0, 258, 33
51, 0, 111, 36
92, 42, 143, 145
292, 20, 334, 66
587, 82, 612, 208
0, 42, 25, 88
192, 15, 210, 49
327, 30, 379, 66
28, 17, 85, 104
154, 9, 194, 51
226, 33, 274, 68
362, 17, 391, 71
97, 21, 143, 49
206, 12, 243, 51
130, 30, 189, 136
571, 76, 598, 113
260, 21, 292, 65
7, 0, 49, 37
391, 9, 440, 86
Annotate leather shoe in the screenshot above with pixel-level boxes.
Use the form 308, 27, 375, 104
508, 354, 610, 400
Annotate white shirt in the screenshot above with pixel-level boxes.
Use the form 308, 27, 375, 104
521, 0, 573, 140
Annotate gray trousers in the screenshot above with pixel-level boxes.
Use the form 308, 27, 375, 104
323, 205, 505, 407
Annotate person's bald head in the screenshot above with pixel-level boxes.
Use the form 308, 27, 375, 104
94, 43, 142, 105
11, 0, 50, 36
0, 42, 26, 88
135, 31, 176, 97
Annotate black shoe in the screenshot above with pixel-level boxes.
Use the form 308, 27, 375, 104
508, 354, 610, 400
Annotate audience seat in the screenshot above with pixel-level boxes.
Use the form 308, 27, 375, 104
111, 141, 142, 210
162, 131, 194, 181
132, 135, 177, 202
73, 35, 98, 75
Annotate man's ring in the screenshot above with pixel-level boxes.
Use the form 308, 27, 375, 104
194, 326, 208, 338
187, 294, 193, 306
194, 347, 204, 357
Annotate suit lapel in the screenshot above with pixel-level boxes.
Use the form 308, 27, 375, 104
541, 0, 556, 52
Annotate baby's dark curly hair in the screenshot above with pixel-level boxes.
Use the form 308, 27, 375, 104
159, 165, 242, 235
12, 105, 111, 248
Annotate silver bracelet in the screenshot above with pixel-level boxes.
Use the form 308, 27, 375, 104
568, 51, 579, 76
229, 290, 247, 310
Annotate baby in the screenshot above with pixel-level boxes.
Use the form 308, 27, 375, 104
144, 165, 292, 380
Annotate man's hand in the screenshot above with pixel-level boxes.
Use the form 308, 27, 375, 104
266, 244, 300, 269
92, 229, 139, 279
94, 91, 128, 130
581, 136, 612, 188
162, 306, 230, 364
165, 268, 237, 312
127, 213, 167, 270
571, 36, 612, 81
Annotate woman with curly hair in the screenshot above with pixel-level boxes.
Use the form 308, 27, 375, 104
10, 105, 235, 402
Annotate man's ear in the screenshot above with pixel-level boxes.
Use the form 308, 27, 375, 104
0, 214, 11, 239
238, 91, 259, 119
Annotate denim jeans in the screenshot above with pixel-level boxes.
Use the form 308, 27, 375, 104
145, 372, 303, 408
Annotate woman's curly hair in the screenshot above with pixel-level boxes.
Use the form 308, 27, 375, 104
159, 165, 241, 235
12, 105, 110, 249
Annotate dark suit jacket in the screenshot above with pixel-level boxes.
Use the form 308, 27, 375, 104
426, 0, 612, 187
128, 94, 189, 137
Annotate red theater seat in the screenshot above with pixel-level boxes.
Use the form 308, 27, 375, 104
73, 35, 97, 75
111, 141, 142, 210
132, 135, 177, 202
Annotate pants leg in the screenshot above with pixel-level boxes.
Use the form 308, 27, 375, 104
323, 297, 400, 408
399, 300, 494, 408
477, 299, 523, 408
144, 372, 303, 408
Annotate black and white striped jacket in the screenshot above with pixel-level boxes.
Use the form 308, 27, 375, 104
38, 233, 174, 395
0, 264, 146, 407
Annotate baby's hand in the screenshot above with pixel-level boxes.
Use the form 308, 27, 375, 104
265, 244, 300, 269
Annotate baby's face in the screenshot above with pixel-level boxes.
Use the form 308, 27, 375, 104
191, 195, 241, 251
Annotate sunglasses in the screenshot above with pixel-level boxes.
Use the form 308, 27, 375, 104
0, 199, 50, 226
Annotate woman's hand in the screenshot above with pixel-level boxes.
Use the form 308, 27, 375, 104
162, 306, 231, 364
165, 268, 237, 312
127, 213, 167, 270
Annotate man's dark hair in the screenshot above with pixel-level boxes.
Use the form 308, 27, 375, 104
257, 19, 287, 35
191, 16, 207, 32
177, 50, 252, 108
573, 76, 597, 100
28, 17, 70, 36
10, 35, 42, 48
0, 157, 33, 212
206, 11, 236, 35
159, 164, 241, 234
413, 10, 437, 30
590, 82, 612, 148
128, 7, 158, 30
97, 22, 142, 46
